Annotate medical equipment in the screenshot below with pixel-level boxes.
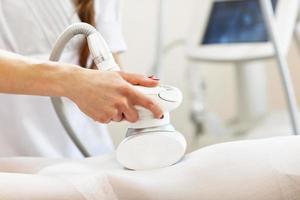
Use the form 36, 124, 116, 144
186, 0, 300, 136
295, 4, 300, 49
152, 0, 167, 78
49, 23, 186, 170
116, 85, 186, 170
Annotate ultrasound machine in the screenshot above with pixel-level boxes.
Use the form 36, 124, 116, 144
186, 0, 300, 137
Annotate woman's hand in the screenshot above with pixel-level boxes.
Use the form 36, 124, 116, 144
64, 68, 163, 123
0, 50, 162, 123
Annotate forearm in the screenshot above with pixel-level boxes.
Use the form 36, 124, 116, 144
0, 50, 163, 123
0, 50, 80, 97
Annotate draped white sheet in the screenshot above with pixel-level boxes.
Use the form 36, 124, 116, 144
0, 136, 299, 200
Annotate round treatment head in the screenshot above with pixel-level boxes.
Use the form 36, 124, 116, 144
116, 130, 187, 170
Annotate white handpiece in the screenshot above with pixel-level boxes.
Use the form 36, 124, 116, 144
87, 30, 187, 170
116, 85, 187, 170
129, 85, 182, 129
87, 32, 120, 71
50, 22, 186, 168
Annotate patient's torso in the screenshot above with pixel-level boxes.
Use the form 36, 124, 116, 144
38, 136, 300, 200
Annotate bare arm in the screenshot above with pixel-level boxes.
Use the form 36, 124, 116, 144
0, 50, 163, 123
0, 50, 71, 97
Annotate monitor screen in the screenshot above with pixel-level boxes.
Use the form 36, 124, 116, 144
202, 0, 277, 45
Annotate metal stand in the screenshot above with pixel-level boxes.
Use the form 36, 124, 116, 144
260, 0, 300, 135
152, 0, 166, 78
188, 61, 207, 135
236, 61, 268, 123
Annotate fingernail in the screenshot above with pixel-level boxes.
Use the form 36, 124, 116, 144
152, 78, 160, 81
148, 76, 159, 80
148, 75, 159, 79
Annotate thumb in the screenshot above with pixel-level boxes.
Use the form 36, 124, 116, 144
119, 72, 159, 87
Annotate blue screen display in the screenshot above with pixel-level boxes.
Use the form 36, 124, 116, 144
202, 0, 277, 44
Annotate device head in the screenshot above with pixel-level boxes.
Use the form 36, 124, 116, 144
116, 125, 187, 170
116, 85, 186, 170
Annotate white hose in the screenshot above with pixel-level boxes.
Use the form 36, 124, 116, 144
49, 23, 119, 157
50, 23, 96, 62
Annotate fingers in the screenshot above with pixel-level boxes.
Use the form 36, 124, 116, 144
121, 103, 139, 123
112, 112, 123, 122
118, 72, 163, 119
119, 72, 159, 87
95, 94, 162, 124
129, 88, 163, 119
96, 110, 114, 124
96, 111, 123, 123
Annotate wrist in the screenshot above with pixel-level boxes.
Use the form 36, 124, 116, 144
32, 61, 83, 98
55, 63, 84, 98
57, 63, 87, 99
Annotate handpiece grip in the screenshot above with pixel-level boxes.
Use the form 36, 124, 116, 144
87, 32, 120, 71
134, 85, 183, 113
128, 85, 183, 129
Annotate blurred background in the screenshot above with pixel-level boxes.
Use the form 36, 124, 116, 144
108, 0, 300, 152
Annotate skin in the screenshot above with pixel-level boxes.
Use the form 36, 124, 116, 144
0, 50, 163, 123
